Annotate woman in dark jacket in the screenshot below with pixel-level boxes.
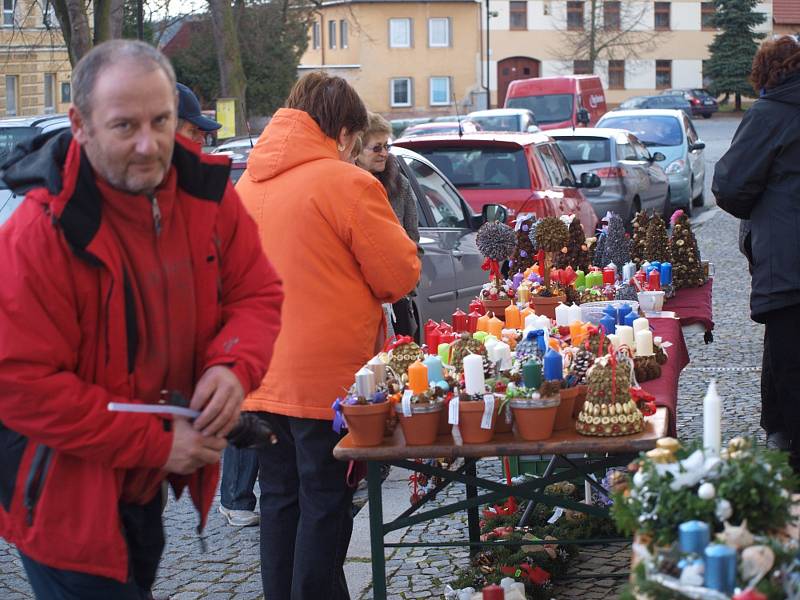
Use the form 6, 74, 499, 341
356, 112, 421, 339
713, 35, 800, 461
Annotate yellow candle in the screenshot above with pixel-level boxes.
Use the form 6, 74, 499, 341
517, 285, 531, 304
504, 304, 521, 329
477, 314, 490, 332
407, 361, 429, 395
487, 315, 503, 338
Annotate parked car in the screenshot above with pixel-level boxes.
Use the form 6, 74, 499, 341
0, 114, 70, 226
596, 109, 706, 214
504, 75, 607, 129
393, 131, 600, 235
390, 118, 432, 139
616, 95, 693, 118
660, 88, 719, 118
212, 135, 258, 156
550, 127, 670, 224
466, 109, 538, 133
402, 120, 482, 138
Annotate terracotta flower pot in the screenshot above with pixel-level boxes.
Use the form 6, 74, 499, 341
555, 387, 579, 431
398, 402, 443, 446
458, 400, 496, 444
510, 396, 559, 441
438, 401, 452, 435
481, 298, 512, 320
572, 384, 589, 419
530, 294, 566, 320
342, 401, 391, 447
494, 396, 513, 434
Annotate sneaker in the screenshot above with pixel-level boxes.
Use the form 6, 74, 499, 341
218, 504, 260, 527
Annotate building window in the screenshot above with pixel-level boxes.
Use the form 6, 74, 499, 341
312, 21, 320, 49
701, 2, 715, 30
61, 81, 71, 103
44, 73, 56, 113
656, 59, 672, 89
430, 77, 451, 105
654, 2, 670, 31
3, 0, 14, 26
603, 1, 620, 30
42, 0, 56, 27
567, 1, 584, 30
428, 17, 449, 47
328, 19, 336, 48
391, 78, 412, 107
389, 18, 412, 48
340, 20, 348, 48
608, 59, 625, 89
510, 1, 527, 30
5, 75, 18, 115
574, 60, 593, 75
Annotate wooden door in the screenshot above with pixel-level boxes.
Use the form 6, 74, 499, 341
497, 57, 540, 107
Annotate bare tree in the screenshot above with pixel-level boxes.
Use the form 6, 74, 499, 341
207, 0, 247, 134
48, 0, 125, 64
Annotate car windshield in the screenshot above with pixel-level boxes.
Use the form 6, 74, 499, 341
468, 115, 521, 132
555, 137, 611, 164
405, 125, 459, 137
692, 89, 712, 97
596, 116, 683, 147
0, 127, 40, 187
506, 94, 573, 124
415, 146, 530, 189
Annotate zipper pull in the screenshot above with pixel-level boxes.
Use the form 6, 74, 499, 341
150, 195, 162, 236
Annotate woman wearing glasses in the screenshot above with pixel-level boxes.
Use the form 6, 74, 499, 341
356, 112, 421, 340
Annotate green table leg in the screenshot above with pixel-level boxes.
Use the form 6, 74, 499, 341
367, 461, 387, 600
464, 459, 481, 557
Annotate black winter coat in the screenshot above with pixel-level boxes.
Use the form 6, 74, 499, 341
713, 74, 800, 322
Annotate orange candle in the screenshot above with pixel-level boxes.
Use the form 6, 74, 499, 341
504, 304, 521, 329
407, 361, 429, 395
476, 314, 490, 332
487, 315, 503, 338
520, 306, 534, 324
570, 322, 583, 346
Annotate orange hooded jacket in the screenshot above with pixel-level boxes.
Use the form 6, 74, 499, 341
237, 108, 421, 419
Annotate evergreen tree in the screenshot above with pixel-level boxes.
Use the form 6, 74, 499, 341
555, 216, 592, 271
706, 0, 766, 111
592, 232, 607, 269
670, 212, 706, 288
630, 211, 650, 267
643, 215, 672, 264
595, 213, 630, 272
510, 215, 537, 274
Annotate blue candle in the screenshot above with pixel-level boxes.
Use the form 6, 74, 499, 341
704, 544, 737, 594
624, 311, 638, 327
543, 348, 562, 381
660, 262, 673, 286
617, 304, 632, 325
535, 330, 547, 355
650, 261, 661, 272
603, 305, 616, 318
423, 355, 444, 384
599, 314, 616, 335
679, 521, 710, 555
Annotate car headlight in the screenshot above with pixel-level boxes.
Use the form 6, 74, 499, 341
665, 159, 686, 175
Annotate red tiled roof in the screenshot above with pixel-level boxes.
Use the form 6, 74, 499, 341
774, 0, 800, 25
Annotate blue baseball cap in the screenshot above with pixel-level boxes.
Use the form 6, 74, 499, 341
176, 83, 221, 132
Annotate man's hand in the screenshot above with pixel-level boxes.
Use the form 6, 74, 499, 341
190, 365, 245, 437
163, 417, 227, 475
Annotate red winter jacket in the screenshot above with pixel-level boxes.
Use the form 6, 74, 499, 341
0, 133, 283, 581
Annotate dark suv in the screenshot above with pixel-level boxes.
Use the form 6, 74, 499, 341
616, 95, 693, 118
660, 88, 719, 118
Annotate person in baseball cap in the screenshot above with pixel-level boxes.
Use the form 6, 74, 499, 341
176, 82, 221, 145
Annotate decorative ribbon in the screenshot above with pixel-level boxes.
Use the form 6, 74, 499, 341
481, 258, 501, 282
534, 249, 546, 266
383, 334, 413, 353
332, 398, 346, 433
500, 563, 551, 585
502, 456, 517, 514
631, 387, 657, 416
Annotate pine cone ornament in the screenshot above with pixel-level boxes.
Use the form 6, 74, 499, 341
570, 348, 595, 385
592, 232, 607, 268
576, 356, 643, 436
477, 221, 516, 262
554, 215, 591, 271
669, 211, 705, 289
630, 211, 650, 266
643, 214, 672, 264
534, 216, 570, 253
615, 283, 638, 302
597, 213, 630, 272
388, 341, 424, 376
510, 215, 537, 273
450, 334, 488, 371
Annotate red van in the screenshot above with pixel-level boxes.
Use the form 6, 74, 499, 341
504, 75, 607, 130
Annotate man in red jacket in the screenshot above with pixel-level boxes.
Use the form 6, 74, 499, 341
0, 40, 283, 599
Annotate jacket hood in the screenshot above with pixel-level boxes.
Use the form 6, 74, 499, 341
246, 108, 339, 182
763, 72, 800, 106
1, 130, 72, 196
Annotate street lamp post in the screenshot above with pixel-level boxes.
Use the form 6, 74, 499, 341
485, 0, 490, 109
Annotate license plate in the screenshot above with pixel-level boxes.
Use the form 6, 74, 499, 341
704, 99, 715, 105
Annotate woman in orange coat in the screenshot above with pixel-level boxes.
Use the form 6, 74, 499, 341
236, 73, 421, 599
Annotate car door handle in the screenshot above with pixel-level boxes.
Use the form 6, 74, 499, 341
452, 250, 464, 259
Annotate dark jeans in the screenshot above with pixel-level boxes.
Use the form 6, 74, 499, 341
20, 490, 164, 600
257, 413, 353, 600
220, 446, 259, 511
761, 306, 800, 444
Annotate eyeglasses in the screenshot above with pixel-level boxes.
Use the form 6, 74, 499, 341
369, 143, 391, 153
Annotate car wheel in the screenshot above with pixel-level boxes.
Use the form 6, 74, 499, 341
702, 113, 711, 119
683, 197, 693, 218
692, 189, 705, 208
662, 189, 672, 221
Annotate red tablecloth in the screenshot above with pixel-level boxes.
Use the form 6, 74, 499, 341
664, 279, 714, 337
640, 317, 689, 438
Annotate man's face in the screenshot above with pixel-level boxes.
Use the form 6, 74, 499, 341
177, 120, 205, 145
70, 61, 177, 196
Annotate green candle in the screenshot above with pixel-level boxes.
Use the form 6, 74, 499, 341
575, 270, 585, 289
523, 361, 542, 389
438, 343, 451, 365
473, 331, 489, 343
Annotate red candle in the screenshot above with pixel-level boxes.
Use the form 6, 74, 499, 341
482, 584, 504, 600
439, 320, 453, 333
427, 327, 442, 355
635, 270, 647, 285
468, 298, 485, 315
423, 320, 438, 348
467, 311, 481, 333
648, 269, 661, 291
452, 309, 468, 332
440, 331, 455, 345
602, 267, 615, 286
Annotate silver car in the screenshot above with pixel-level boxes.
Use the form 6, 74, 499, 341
550, 127, 670, 223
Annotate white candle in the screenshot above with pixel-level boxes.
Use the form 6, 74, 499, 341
484, 337, 499, 359
492, 341, 512, 370
367, 355, 386, 383
635, 329, 654, 356
633, 317, 649, 335
622, 262, 636, 282
607, 333, 619, 350
568, 303, 582, 325
616, 325, 635, 351
355, 367, 376, 397
524, 312, 539, 330
463, 354, 485, 396
703, 380, 722, 457
555, 303, 570, 327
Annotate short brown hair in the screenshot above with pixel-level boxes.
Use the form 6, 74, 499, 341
750, 35, 800, 93
363, 112, 392, 140
285, 72, 368, 140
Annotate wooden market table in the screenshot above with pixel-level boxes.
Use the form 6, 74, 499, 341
334, 409, 669, 599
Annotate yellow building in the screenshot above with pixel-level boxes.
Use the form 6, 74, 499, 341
299, 0, 483, 117
1, 0, 72, 116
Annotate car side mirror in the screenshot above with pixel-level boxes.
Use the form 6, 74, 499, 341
576, 108, 590, 125
579, 172, 601, 188
689, 141, 706, 151
481, 203, 508, 224
527, 125, 540, 133
650, 151, 667, 162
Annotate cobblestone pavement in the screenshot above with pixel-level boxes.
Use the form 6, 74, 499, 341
0, 117, 756, 600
